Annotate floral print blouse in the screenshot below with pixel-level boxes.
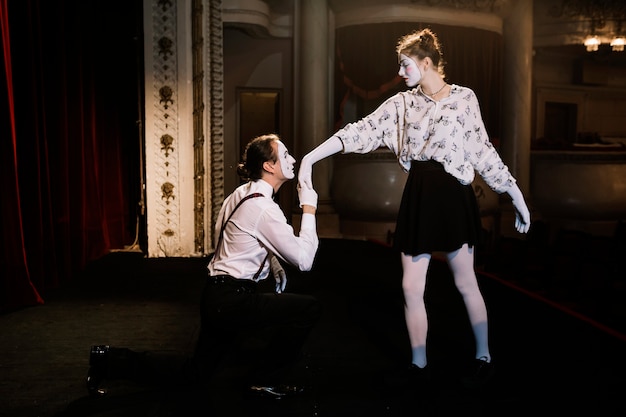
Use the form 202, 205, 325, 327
333, 84, 516, 194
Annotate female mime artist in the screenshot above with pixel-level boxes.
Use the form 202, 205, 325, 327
297, 28, 531, 386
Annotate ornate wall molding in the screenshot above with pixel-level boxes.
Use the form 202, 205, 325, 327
332, 2, 504, 32
147, 0, 183, 257
192, 0, 206, 254
207, 0, 224, 253
222, 0, 292, 38
143, 0, 223, 257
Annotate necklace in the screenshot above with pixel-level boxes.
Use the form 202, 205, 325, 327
425, 83, 447, 97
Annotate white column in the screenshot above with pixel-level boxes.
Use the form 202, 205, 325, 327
501, 0, 533, 194
297, 0, 332, 208
144, 0, 196, 257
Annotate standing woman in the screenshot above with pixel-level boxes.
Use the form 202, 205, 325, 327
298, 28, 531, 385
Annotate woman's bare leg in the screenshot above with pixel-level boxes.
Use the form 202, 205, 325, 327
401, 252, 431, 367
446, 244, 490, 361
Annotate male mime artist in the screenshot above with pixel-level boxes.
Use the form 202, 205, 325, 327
86, 133, 321, 399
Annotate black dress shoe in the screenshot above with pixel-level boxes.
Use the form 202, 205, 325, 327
86, 345, 109, 397
248, 384, 304, 399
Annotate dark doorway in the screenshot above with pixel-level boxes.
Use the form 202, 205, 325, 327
544, 101, 577, 144
237, 89, 281, 161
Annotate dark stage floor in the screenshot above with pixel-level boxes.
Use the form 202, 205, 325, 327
1, 238, 625, 417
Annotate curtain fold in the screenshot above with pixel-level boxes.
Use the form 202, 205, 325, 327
1, 0, 45, 311
1, 0, 142, 312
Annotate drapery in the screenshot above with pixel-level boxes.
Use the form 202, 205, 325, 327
335, 22, 503, 142
1, 0, 143, 312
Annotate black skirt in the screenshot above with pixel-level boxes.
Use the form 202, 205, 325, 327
393, 160, 482, 255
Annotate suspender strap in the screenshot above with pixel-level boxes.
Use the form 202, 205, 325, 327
212, 193, 268, 279
253, 252, 270, 281
217, 193, 264, 247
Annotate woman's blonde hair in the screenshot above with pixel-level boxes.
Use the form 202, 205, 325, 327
396, 28, 445, 77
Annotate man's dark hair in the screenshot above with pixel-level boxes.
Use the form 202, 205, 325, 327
237, 134, 279, 181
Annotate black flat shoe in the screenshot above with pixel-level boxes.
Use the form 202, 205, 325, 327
86, 345, 109, 397
462, 356, 495, 389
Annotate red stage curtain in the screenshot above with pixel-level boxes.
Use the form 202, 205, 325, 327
1, 0, 44, 311
1, 0, 143, 312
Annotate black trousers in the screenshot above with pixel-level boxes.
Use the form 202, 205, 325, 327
105, 276, 321, 389
189, 275, 322, 386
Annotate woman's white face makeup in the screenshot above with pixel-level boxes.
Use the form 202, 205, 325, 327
398, 54, 421, 87
276, 140, 296, 179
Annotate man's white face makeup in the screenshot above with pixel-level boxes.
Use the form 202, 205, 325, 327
276, 140, 296, 179
398, 54, 421, 87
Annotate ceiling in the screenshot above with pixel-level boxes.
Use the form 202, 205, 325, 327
240, 0, 626, 64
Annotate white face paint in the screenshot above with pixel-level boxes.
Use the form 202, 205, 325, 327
398, 54, 421, 87
276, 140, 295, 179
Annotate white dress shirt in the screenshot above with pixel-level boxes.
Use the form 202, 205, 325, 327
208, 180, 318, 281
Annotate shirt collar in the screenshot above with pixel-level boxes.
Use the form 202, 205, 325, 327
250, 179, 275, 199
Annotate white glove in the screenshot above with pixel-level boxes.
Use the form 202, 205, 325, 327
507, 184, 531, 234
298, 184, 318, 209
270, 255, 287, 293
297, 137, 343, 189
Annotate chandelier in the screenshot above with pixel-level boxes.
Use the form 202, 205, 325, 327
550, 0, 626, 52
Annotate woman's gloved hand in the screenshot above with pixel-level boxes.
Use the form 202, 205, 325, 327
297, 137, 343, 189
507, 184, 531, 234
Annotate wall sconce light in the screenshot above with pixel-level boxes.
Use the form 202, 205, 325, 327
612, 20, 625, 51
584, 35, 601, 51
611, 36, 625, 51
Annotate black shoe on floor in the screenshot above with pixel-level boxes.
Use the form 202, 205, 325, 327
86, 345, 109, 397
247, 384, 305, 399
462, 356, 495, 389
